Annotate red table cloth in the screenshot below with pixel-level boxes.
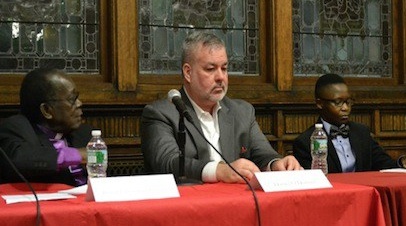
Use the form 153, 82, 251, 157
329, 171, 406, 226
0, 181, 385, 226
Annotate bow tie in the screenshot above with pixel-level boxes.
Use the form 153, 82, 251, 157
330, 124, 350, 138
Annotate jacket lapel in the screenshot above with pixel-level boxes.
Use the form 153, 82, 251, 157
327, 140, 343, 172
180, 88, 211, 161
218, 103, 235, 162
347, 123, 363, 171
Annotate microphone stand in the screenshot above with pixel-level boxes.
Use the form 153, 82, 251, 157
176, 114, 202, 185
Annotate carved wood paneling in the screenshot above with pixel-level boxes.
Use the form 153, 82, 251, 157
1, 103, 406, 175
381, 112, 406, 132
256, 114, 274, 135
84, 116, 141, 138
285, 114, 318, 135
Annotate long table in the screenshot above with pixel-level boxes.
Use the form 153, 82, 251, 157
0, 181, 385, 226
329, 171, 406, 226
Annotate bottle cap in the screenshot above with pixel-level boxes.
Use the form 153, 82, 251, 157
91, 130, 102, 136
315, 123, 323, 129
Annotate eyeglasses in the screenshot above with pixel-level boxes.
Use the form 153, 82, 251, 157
318, 98, 354, 108
47, 93, 80, 107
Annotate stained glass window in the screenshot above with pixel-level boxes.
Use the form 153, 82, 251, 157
138, 0, 259, 75
293, 0, 392, 78
0, 0, 99, 73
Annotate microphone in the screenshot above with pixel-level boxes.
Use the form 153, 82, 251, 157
0, 147, 41, 226
167, 89, 193, 123
166, 89, 261, 224
167, 89, 200, 185
186, 121, 262, 226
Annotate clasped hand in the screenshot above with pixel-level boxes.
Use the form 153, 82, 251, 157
216, 158, 260, 183
216, 156, 303, 183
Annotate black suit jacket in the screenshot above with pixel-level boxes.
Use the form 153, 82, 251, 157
141, 88, 281, 180
293, 120, 397, 173
0, 114, 93, 186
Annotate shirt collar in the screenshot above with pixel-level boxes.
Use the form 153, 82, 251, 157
183, 87, 222, 118
37, 124, 64, 140
321, 118, 347, 135
320, 118, 332, 135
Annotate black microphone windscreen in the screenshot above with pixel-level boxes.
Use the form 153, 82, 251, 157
167, 89, 193, 123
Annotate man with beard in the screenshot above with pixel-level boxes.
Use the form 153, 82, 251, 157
141, 31, 302, 183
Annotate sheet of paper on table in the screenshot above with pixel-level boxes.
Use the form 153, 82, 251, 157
2, 193, 76, 204
58, 184, 88, 195
380, 168, 406, 173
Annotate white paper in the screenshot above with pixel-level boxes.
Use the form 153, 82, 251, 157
86, 174, 180, 202
2, 193, 76, 204
380, 168, 406, 173
58, 184, 88, 195
249, 169, 332, 192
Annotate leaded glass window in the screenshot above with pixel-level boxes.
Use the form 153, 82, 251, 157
138, 0, 259, 75
0, 0, 99, 73
293, 0, 392, 78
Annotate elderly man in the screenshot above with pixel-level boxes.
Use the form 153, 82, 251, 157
0, 68, 92, 186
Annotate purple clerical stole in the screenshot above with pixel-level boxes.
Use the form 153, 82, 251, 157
38, 125, 87, 186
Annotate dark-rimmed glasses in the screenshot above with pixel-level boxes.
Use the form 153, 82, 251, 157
47, 93, 79, 107
318, 98, 354, 108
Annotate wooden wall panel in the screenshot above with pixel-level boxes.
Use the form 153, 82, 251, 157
351, 113, 373, 129
285, 114, 318, 134
380, 112, 406, 132
84, 116, 141, 139
1, 103, 405, 175
255, 114, 274, 135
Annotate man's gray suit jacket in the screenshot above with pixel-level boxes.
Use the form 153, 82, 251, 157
141, 88, 281, 181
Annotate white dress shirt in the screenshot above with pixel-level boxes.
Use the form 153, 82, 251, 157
184, 89, 222, 182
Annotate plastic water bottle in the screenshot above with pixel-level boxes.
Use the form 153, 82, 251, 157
86, 130, 108, 178
310, 123, 328, 175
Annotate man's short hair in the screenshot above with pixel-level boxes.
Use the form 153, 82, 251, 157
20, 68, 63, 123
315, 73, 346, 98
181, 31, 225, 66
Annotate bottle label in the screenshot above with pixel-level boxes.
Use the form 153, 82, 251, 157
87, 150, 107, 164
311, 139, 328, 152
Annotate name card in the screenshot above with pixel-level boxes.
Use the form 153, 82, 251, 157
249, 169, 332, 192
380, 168, 406, 173
86, 174, 180, 202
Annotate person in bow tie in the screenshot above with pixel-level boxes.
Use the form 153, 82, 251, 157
293, 73, 406, 173
0, 68, 93, 186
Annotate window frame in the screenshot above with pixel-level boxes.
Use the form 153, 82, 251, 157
291, 0, 405, 88
0, 0, 405, 106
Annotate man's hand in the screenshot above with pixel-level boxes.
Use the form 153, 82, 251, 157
270, 155, 303, 171
78, 147, 87, 164
216, 158, 260, 183
401, 156, 406, 168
